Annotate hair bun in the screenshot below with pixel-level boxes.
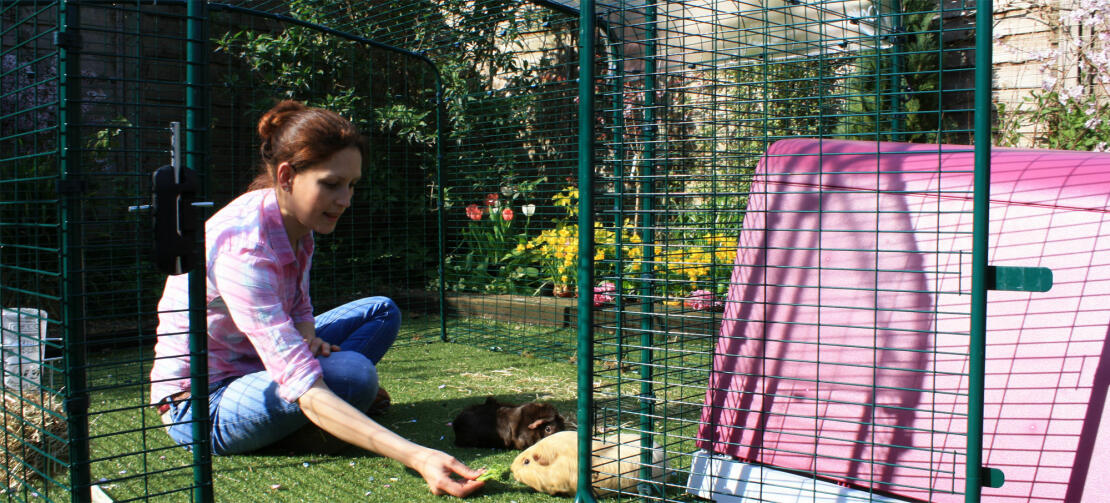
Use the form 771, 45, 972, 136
257, 100, 306, 143
248, 99, 364, 192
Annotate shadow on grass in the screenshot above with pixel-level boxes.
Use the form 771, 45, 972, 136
251, 394, 577, 458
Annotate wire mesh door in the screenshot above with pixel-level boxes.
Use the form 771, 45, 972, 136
75, 3, 444, 502
6, 2, 444, 501
54, 2, 215, 501
1, 1, 212, 500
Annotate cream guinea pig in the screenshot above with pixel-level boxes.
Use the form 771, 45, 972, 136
510, 430, 666, 497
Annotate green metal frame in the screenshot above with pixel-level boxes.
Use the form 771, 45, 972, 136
575, 1, 997, 502
46, 2, 447, 500
58, 2, 90, 501
574, 0, 596, 499
3, 0, 1022, 500
185, 3, 214, 501
969, 2, 995, 501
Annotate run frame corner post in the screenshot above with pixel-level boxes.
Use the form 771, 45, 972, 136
575, 0, 598, 500
58, 1, 91, 500
968, 0, 995, 500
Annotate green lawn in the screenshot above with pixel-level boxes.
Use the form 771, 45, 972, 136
26, 308, 713, 502
84, 340, 579, 502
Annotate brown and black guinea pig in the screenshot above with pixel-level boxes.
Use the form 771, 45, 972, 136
452, 396, 566, 450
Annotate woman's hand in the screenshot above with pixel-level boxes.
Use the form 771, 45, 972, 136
295, 321, 340, 356
304, 334, 340, 357
411, 448, 485, 497
299, 382, 486, 498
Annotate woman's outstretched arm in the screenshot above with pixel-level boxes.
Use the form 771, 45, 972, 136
297, 379, 485, 497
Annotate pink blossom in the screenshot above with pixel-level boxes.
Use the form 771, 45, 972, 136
1062, 85, 1086, 104
592, 282, 617, 306
594, 282, 616, 293
1041, 75, 1057, 92
465, 204, 483, 221
685, 289, 723, 311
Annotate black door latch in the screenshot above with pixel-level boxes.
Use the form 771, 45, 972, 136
151, 162, 199, 275
130, 122, 211, 275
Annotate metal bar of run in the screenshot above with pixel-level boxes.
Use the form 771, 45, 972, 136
436, 76, 448, 342
58, 2, 91, 501
575, 0, 597, 500
889, 0, 905, 141
967, 0, 995, 498
637, 0, 659, 497
207, 2, 435, 69
186, 2, 214, 501
29, 1, 440, 80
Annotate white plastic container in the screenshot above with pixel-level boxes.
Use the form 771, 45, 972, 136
1, 308, 47, 390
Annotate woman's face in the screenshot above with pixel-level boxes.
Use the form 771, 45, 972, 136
277, 146, 362, 243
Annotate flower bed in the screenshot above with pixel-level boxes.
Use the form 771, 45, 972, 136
445, 184, 737, 305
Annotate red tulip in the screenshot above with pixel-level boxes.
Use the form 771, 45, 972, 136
502, 207, 514, 221
465, 204, 483, 221
485, 193, 499, 207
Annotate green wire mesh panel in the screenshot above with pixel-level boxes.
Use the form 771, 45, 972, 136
3, 2, 201, 500
53, 3, 207, 500
79, 3, 442, 501
227, 0, 593, 360
587, 0, 979, 500
433, 2, 584, 358
2, 0, 997, 501
5, 2, 446, 501
0, 3, 68, 499
265, 0, 593, 359
205, 6, 442, 345
4, 1, 587, 499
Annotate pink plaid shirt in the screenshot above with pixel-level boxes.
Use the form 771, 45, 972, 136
150, 189, 321, 405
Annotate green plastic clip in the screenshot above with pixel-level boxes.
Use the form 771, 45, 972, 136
982, 467, 1005, 488
986, 266, 1053, 292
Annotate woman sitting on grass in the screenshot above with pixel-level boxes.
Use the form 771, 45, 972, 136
149, 100, 484, 497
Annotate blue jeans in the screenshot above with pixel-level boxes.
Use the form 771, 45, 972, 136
165, 296, 400, 454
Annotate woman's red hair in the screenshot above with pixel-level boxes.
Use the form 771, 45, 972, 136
249, 100, 367, 191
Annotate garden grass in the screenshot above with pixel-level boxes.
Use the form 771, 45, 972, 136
84, 339, 578, 502
63, 309, 714, 502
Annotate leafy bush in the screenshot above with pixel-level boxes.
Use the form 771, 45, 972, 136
212, 0, 582, 303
